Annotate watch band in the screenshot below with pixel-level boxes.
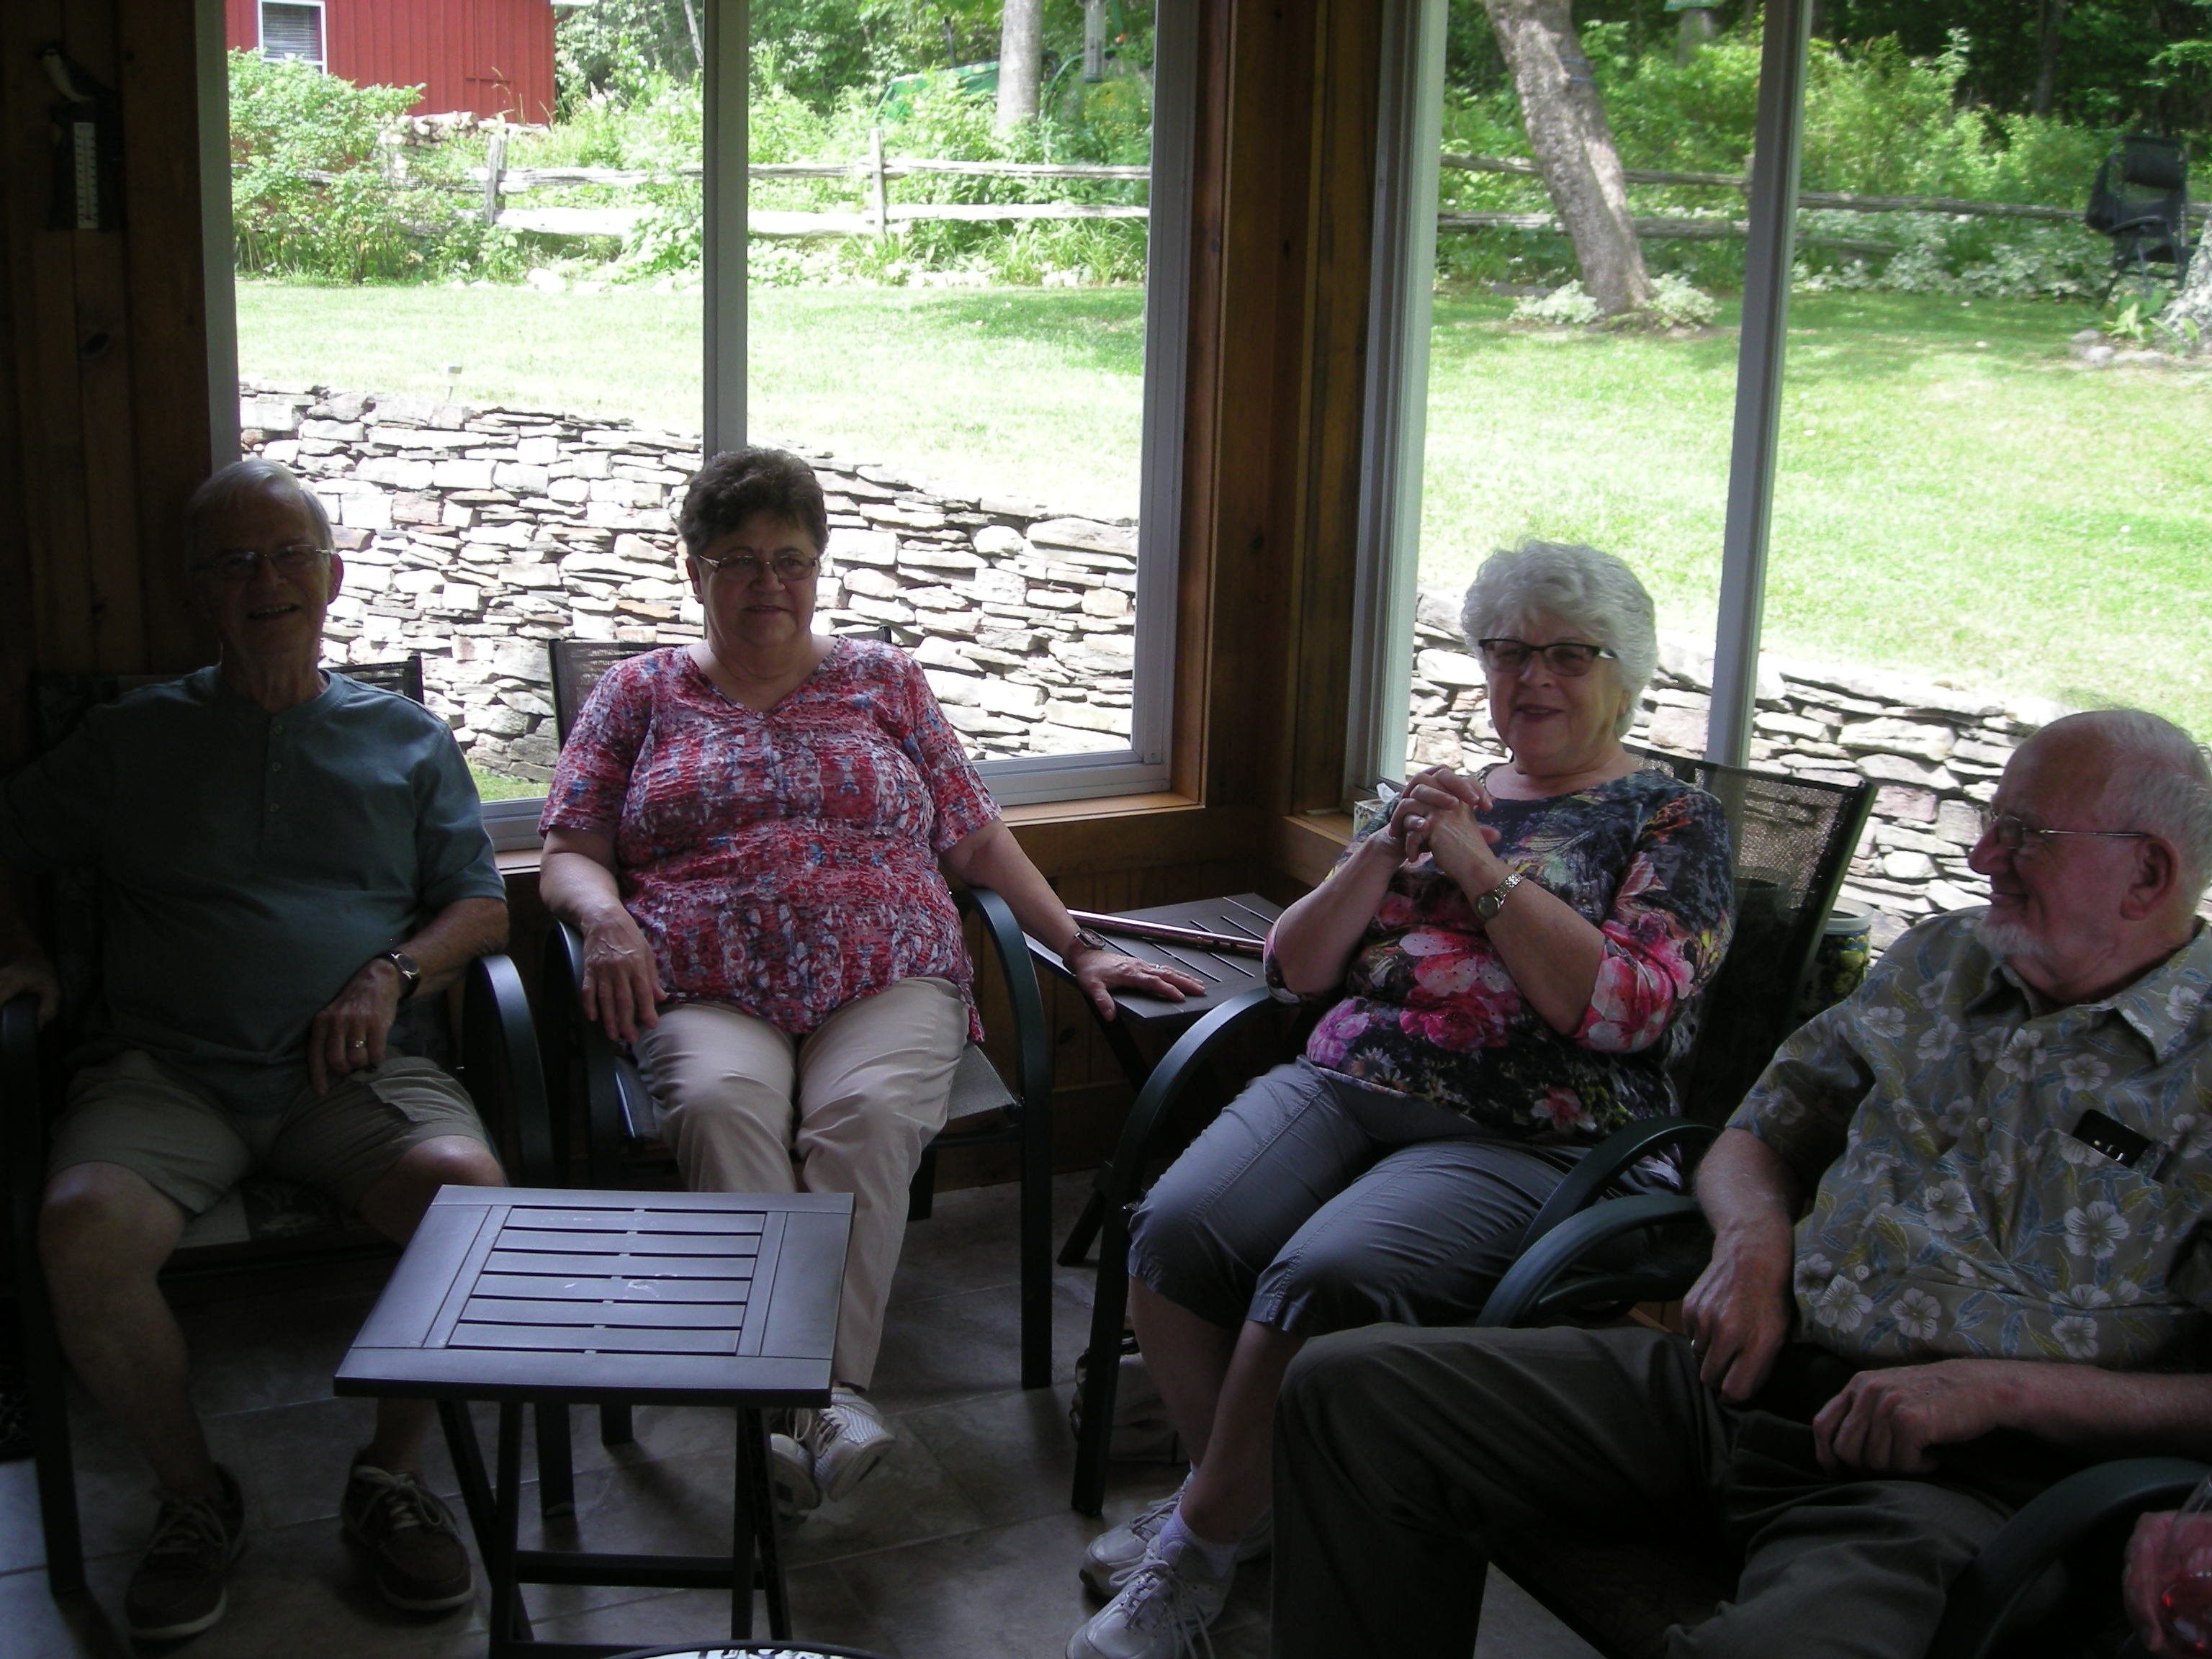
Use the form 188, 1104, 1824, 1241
1065, 926, 1120, 961
379, 950, 422, 1000
1474, 871, 1524, 921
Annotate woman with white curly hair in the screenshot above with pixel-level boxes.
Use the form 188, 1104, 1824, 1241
1066, 540, 1737, 1659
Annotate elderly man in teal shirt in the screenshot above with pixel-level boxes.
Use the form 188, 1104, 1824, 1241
0, 459, 509, 1642
1264, 709, 2212, 1659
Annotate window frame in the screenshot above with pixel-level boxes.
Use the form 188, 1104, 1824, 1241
199, 0, 1196, 852
258, 0, 327, 71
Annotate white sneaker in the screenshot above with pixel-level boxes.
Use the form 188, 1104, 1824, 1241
799, 1385, 896, 1504
1066, 1543, 1231, 1659
768, 1430, 821, 1516
1082, 1488, 1272, 1599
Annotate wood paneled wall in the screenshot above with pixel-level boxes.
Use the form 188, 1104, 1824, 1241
1, 0, 1388, 1183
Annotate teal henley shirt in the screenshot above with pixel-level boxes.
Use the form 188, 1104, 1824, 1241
0, 667, 505, 1115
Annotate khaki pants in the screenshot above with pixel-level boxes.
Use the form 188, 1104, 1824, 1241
632, 978, 967, 1388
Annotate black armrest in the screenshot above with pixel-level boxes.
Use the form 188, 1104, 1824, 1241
1515, 1118, 1719, 1255
1928, 1457, 2210, 1659
462, 953, 556, 1187
956, 886, 1052, 1112
4, 993, 48, 1272
1478, 1192, 1709, 1328
543, 921, 629, 1187
1096, 987, 1282, 1215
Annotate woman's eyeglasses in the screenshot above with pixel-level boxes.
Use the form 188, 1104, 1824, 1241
1475, 639, 1617, 677
1977, 809, 2149, 852
194, 545, 329, 584
693, 550, 821, 582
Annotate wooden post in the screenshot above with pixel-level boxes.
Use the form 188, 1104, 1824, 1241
482, 128, 506, 228
868, 126, 889, 239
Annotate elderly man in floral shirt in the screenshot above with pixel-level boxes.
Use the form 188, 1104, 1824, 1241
1265, 708, 2212, 1659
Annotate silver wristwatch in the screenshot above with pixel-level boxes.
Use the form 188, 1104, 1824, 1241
1065, 926, 1119, 961
1473, 871, 1524, 921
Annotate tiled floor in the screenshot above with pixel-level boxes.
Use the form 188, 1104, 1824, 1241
2, 1174, 1601, 1658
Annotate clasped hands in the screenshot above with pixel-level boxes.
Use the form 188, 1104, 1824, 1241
1382, 765, 1509, 892
1683, 1226, 2012, 1475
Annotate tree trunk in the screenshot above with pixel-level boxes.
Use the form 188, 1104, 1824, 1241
1483, 0, 1654, 317
2033, 0, 2067, 119
2161, 248, 2212, 353
997, 0, 1043, 129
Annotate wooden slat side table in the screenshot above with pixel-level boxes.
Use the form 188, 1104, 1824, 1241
336, 1187, 851, 1659
1027, 893, 1285, 1264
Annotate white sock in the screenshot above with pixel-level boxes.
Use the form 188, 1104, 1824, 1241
1157, 1509, 1237, 1578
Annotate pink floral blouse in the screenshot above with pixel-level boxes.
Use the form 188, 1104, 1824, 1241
540, 641, 998, 1037
1282, 770, 1735, 1145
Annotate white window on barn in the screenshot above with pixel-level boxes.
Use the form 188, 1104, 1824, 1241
260, 2, 325, 70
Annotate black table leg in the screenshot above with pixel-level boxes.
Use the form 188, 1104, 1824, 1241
744, 1408, 791, 1638
729, 1408, 755, 1643
490, 1401, 529, 1657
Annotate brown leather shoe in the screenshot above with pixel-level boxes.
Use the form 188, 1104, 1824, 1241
125, 1465, 246, 1640
340, 1460, 473, 1613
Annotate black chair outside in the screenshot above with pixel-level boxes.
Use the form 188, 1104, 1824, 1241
1064, 752, 1874, 1514
1475, 1205, 2206, 1659
2087, 135, 2194, 302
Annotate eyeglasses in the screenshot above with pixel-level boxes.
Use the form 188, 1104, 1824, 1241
1475, 639, 1617, 677
194, 545, 329, 584
693, 549, 820, 583
1977, 809, 2151, 852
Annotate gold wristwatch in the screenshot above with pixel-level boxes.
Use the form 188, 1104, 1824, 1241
1473, 871, 1524, 921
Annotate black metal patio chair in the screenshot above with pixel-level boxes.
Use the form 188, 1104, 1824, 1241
2087, 135, 2194, 302
1064, 749, 1874, 1514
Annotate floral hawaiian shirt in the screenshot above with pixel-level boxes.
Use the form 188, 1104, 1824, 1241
1283, 770, 1735, 1146
540, 640, 998, 1038
1735, 910, 2212, 1370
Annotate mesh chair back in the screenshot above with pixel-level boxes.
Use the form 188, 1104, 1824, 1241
2086, 135, 2192, 269
32, 657, 423, 750
1629, 747, 1875, 1124
339, 654, 426, 703
549, 641, 659, 742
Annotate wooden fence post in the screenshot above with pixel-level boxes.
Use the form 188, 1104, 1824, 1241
869, 127, 889, 239
483, 128, 507, 228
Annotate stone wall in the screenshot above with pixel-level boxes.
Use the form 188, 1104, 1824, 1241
1405, 588, 2082, 950
238, 379, 1138, 782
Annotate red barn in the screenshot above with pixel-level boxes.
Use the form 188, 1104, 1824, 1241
226, 0, 558, 124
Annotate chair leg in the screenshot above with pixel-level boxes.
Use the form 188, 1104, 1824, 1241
1058, 1187, 1106, 1267
907, 1144, 938, 1223
1019, 1097, 1053, 1391
600, 1401, 634, 1447
534, 1401, 575, 1520
19, 1267, 85, 1593
1071, 1203, 1133, 1516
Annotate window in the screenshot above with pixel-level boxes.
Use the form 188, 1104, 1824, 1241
204, 1, 1191, 851
259, 2, 324, 70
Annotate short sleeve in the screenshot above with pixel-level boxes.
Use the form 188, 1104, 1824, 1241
1730, 996, 1878, 1187
1574, 784, 1737, 1053
413, 724, 504, 912
540, 659, 655, 837
887, 652, 998, 854
0, 716, 114, 875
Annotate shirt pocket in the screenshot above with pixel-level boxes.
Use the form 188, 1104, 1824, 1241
2018, 1120, 2196, 1306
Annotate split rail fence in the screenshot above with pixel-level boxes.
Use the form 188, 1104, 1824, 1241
450, 138, 2200, 251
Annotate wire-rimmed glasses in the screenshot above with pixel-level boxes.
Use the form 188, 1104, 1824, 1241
1977, 809, 2151, 852
193, 544, 330, 584
693, 549, 821, 583
1475, 638, 1617, 678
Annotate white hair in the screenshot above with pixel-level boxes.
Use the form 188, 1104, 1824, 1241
2060, 709, 2212, 902
1460, 540, 1660, 737
184, 458, 333, 562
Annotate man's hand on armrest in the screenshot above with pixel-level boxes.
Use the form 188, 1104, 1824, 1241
0, 855, 59, 1024
1684, 1126, 1802, 1404
306, 896, 508, 1094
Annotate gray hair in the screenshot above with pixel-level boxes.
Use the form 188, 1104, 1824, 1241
1460, 540, 1660, 737
184, 458, 333, 563
2056, 709, 2212, 902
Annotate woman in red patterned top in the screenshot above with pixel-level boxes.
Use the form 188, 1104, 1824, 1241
539, 447, 1201, 1513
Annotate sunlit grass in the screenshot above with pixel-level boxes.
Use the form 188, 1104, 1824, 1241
237, 282, 2212, 736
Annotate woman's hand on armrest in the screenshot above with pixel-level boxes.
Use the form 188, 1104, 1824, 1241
541, 828, 665, 1043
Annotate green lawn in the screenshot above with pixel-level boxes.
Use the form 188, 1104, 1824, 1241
238, 281, 2212, 737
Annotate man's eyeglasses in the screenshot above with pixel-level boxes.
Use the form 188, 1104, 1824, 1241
693, 550, 821, 583
1475, 639, 1617, 678
194, 545, 330, 584
1977, 809, 2151, 852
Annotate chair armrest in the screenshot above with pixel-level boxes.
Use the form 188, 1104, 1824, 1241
4, 993, 48, 1267
1096, 988, 1282, 1215
1478, 1193, 1709, 1328
956, 886, 1052, 1112
462, 953, 557, 1187
542, 922, 630, 1186
1515, 1119, 1719, 1255
1927, 1457, 2211, 1659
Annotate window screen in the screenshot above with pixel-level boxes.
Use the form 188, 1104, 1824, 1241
261, 3, 324, 67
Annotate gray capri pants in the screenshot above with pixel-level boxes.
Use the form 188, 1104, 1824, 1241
1129, 1058, 1635, 1336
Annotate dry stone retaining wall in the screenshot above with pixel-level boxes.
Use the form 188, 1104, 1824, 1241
238, 379, 1137, 783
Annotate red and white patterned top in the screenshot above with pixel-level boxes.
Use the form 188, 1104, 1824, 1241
540, 640, 999, 1037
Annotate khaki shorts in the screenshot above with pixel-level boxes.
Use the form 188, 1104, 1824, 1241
48, 1049, 492, 1218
